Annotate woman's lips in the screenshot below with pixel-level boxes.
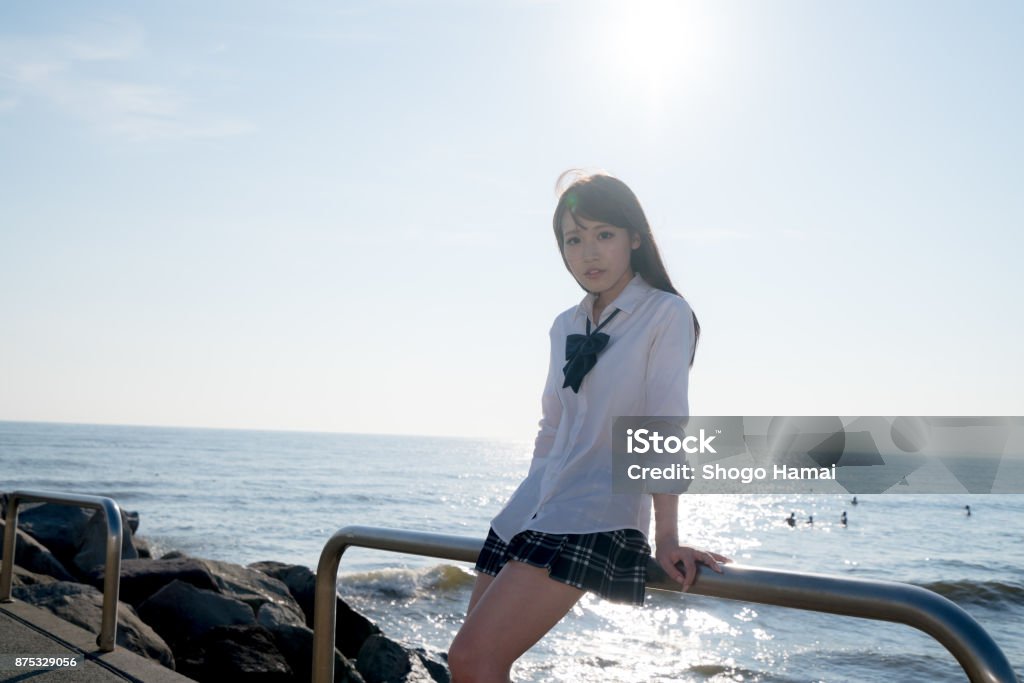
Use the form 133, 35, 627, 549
584, 269, 604, 279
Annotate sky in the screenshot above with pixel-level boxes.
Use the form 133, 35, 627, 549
1, 1, 1022, 439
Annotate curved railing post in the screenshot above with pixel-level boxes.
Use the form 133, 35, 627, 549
1, 489, 123, 652
311, 526, 482, 683
310, 526, 1019, 683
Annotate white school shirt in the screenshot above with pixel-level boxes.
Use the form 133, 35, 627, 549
490, 274, 694, 542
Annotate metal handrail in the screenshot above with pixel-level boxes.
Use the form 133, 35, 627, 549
1, 489, 124, 652
311, 525, 1020, 683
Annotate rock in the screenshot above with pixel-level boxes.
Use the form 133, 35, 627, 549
135, 536, 152, 559
0, 519, 77, 581
249, 561, 317, 621
175, 624, 293, 683
161, 550, 189, 560
248, 561, 380, 657
257, 602, 307, 631
337, 654, 367, 683
137, 579, 255, 652
13, 581, 174, 668
257, 607, 310, 678
198, 558, 305, 624
93, 557, 221, 607
73, 507, 139, 577
124, 510, 140, 534
333, 594, 383, 659
412, 647, 451, 683
10, 565, 58, 588
356, 634, 435, 683
17, 504, 93, 564
257, 603, 365, 683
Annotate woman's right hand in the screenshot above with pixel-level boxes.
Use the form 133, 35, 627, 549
655, 542, 732, 592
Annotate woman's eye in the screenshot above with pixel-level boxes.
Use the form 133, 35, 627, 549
598, 231, 615, 240
566, 237, 580, 246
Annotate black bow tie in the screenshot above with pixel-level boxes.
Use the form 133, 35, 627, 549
562, 309, 621, 393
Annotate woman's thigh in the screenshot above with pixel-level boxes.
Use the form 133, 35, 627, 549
466, 573, 495, 616
452, 560, 584, 673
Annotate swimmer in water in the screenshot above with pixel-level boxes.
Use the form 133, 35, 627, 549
806, 515, 814, 525
851, 496, 858, 505
786, 512, 796, 527
840, 511, 847, 527
965, 505, 971, 516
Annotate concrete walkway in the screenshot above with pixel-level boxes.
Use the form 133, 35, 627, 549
0, 599, 195, 683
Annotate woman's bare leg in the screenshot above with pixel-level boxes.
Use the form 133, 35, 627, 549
449, 561, 584, 683
466, 573, 495, 616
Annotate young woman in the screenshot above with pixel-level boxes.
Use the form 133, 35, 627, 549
448, 171, 730, 682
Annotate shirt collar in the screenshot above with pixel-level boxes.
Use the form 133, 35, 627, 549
575, 273, 654, 322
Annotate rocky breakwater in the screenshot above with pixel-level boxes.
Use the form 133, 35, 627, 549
0, 498, 450, 683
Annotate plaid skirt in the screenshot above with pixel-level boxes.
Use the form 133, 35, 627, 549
474, 527, 651, 606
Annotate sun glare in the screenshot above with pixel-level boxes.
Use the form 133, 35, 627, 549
602, 1, 710, 107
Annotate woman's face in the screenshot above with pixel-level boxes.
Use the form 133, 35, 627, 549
560, 212, 640, 305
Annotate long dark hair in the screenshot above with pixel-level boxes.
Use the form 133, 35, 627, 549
552, 170, 700, 365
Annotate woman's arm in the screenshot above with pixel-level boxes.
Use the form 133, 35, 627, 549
653, 493, 728, 591
653, 493, 680, 549
528, 321, 563, 476
647, 299, 730, 589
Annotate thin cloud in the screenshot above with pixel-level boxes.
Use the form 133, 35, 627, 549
0, 18, 255, 141
4, 60, 62, 84
61, 17, 145, 61
89, 81, 256, 140
0, 17, 142, 70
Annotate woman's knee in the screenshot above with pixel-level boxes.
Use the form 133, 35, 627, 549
447, 636, 479, 682
448, 634, 505, 683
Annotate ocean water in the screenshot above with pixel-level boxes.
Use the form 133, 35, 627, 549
2, 420, 1022, 682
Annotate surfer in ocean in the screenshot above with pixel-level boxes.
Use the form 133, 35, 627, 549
449, 171, 731, 682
